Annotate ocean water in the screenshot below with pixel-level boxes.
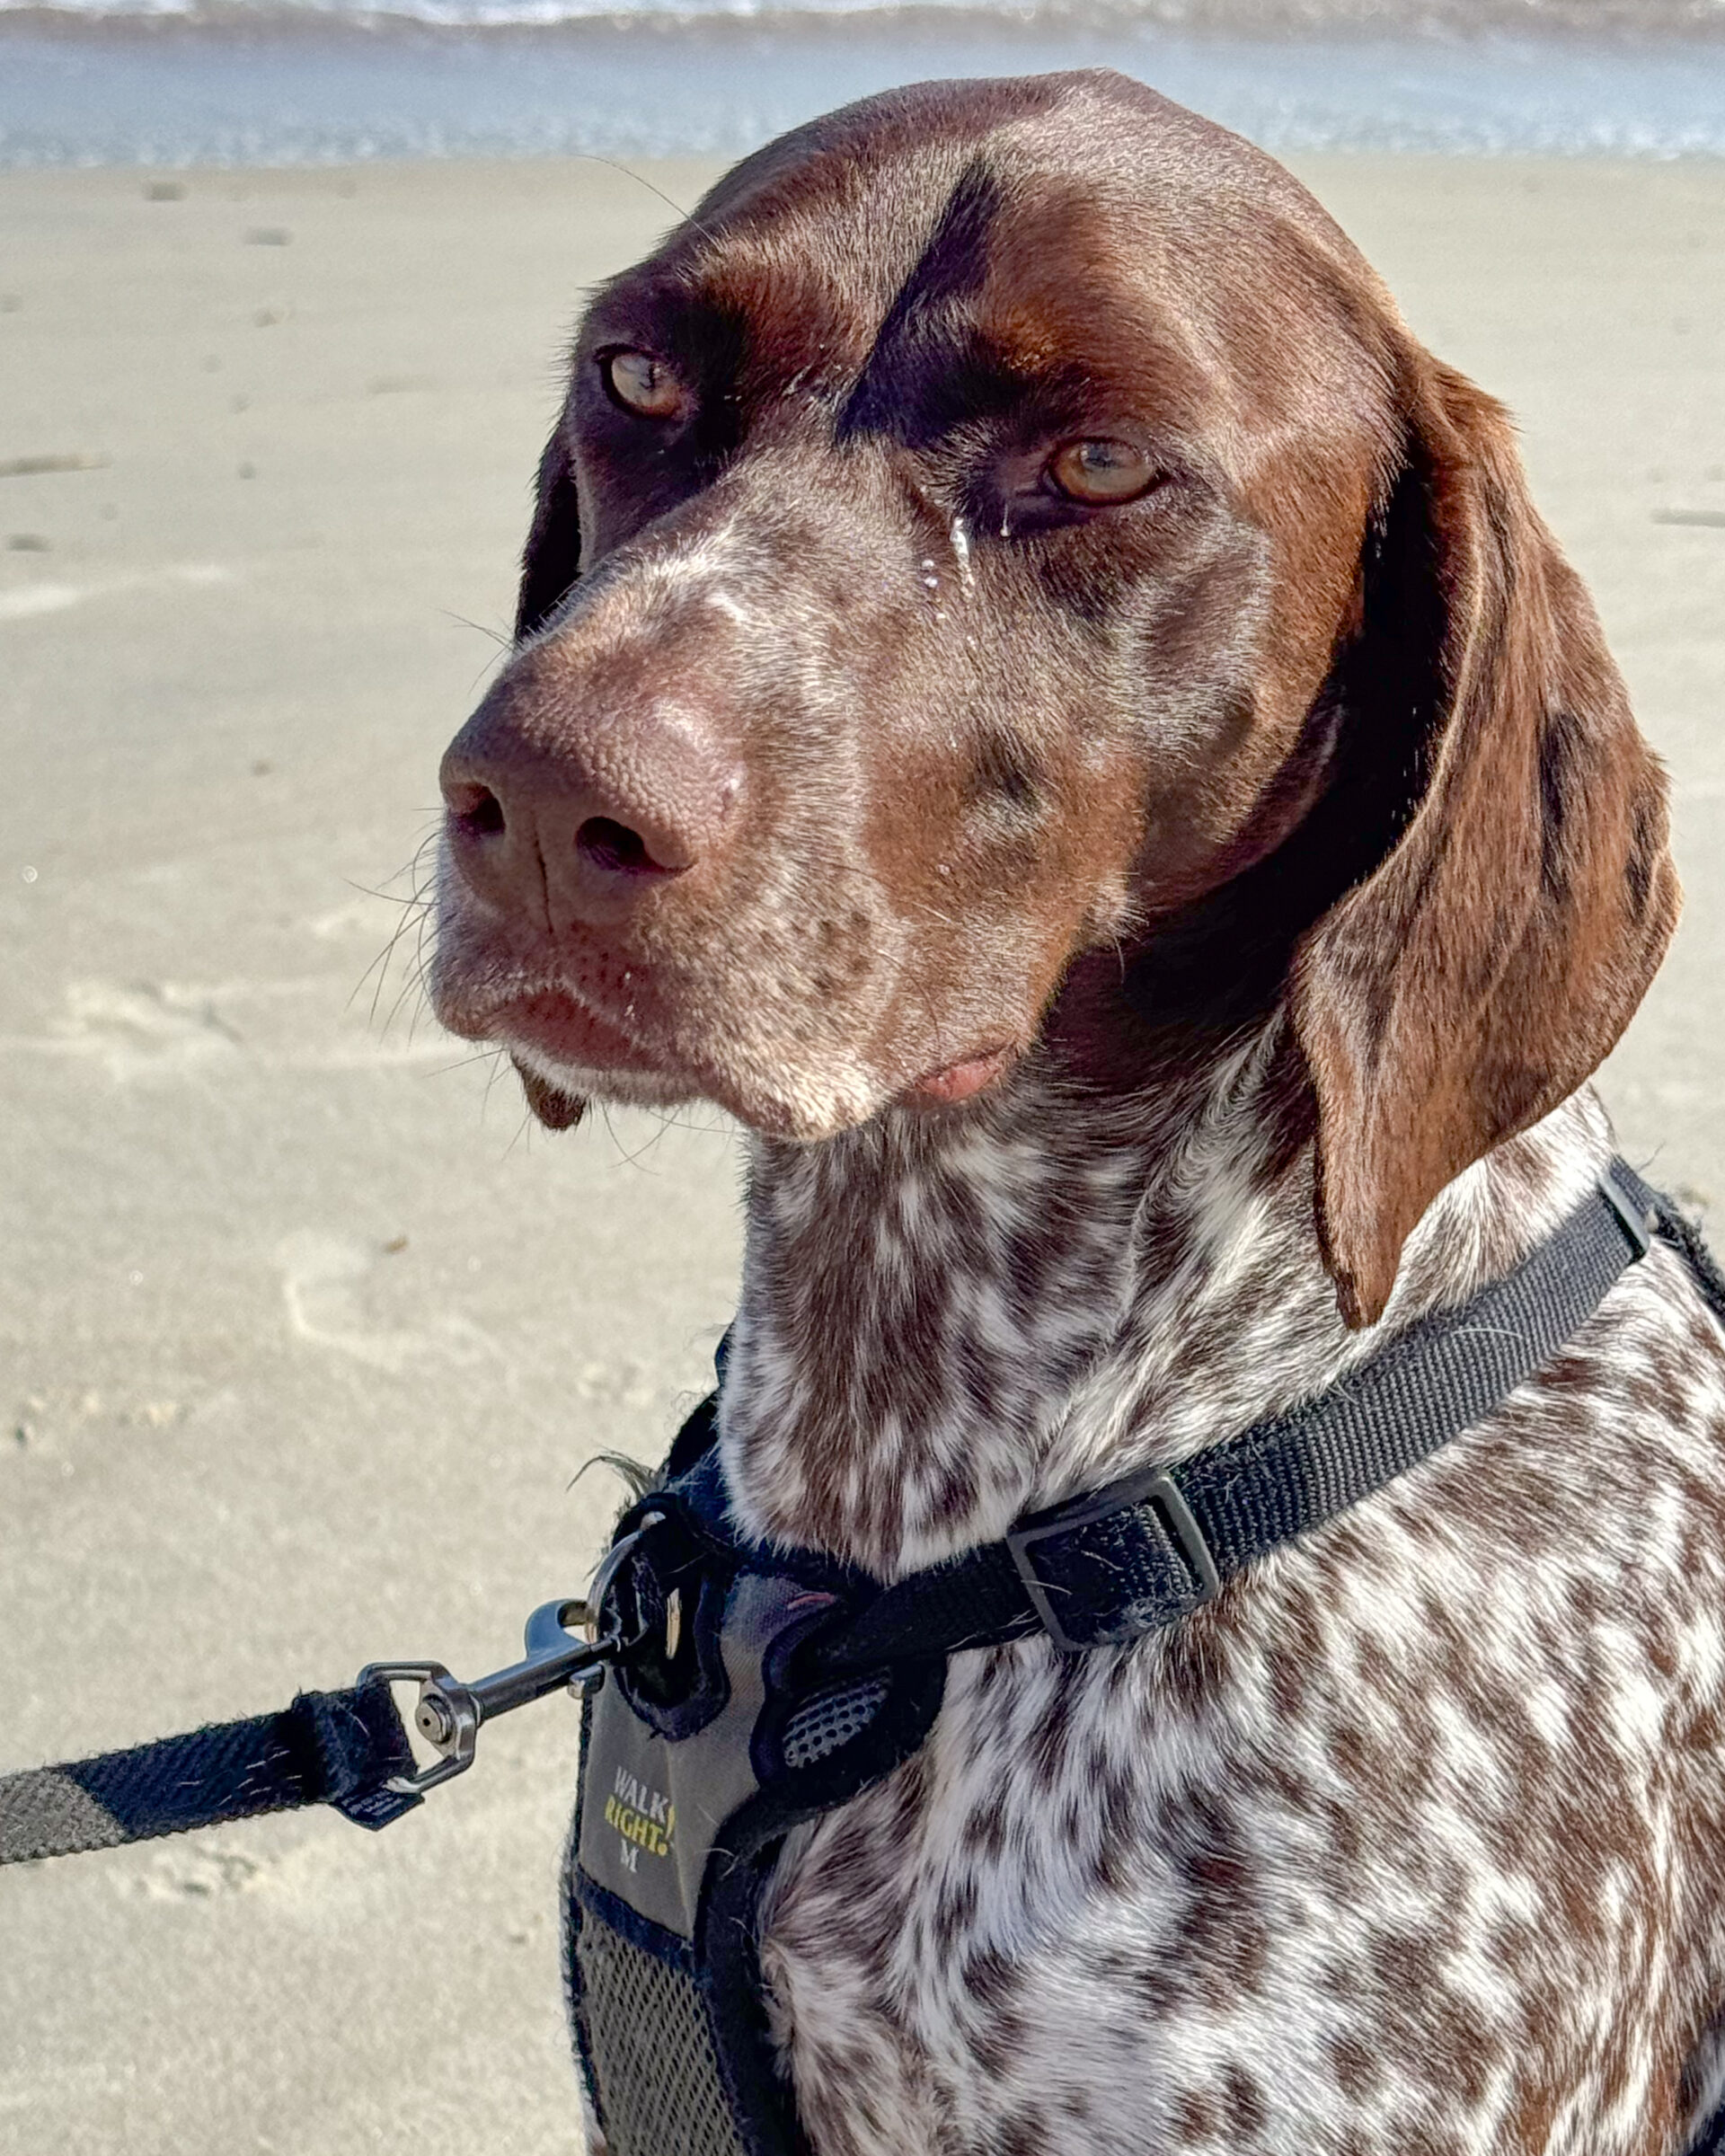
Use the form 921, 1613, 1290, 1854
0, 0, 1721, 163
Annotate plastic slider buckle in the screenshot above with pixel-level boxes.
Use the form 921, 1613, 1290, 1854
1597, 1165, 1654, 1263
1005, 1470, 1222, 1654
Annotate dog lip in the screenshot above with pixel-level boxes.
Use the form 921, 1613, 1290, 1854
431, 953, 663, 1065
481, 987, 833, 1139
902, 1045, 1015, 1107
487, 985, 657, 1074
448, 975, 752, 1118
511, 1055, 588, 1128
438, 963, 1009, 1135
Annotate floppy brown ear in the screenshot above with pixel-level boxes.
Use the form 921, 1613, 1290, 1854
1290, 355, 1679, 1330
514, 421, 583, 642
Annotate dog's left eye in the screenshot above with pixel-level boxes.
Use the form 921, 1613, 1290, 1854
1048, 438, 1157, 505
601, 349, 688, 421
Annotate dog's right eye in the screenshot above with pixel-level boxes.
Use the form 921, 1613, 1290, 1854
1048, 437, 1158, 506
601, 349, 688, 421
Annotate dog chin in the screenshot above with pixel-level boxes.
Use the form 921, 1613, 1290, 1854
508, 1043, 688, 1128
506, 1038, 885, 1144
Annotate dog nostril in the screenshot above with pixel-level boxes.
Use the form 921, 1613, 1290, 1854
577, 816, 675, 878
449, 784, 506, 838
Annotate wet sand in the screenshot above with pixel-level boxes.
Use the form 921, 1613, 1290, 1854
2, 152, 1722, 2154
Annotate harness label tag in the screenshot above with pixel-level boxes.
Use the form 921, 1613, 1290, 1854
578, 1571, 828, 1938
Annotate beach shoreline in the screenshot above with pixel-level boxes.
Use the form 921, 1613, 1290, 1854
4, 19, 1725, 163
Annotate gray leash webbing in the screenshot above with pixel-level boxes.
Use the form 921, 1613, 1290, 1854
0, 1679, 420, 1866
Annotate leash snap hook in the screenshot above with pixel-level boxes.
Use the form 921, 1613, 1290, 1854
360, 1522, 659, 1796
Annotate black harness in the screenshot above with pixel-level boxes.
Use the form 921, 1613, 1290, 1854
563, 1159, 1717, 2156
7, 1158, 1725, 2156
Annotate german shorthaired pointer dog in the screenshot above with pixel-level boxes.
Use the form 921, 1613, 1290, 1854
430, 71, 1725, 2156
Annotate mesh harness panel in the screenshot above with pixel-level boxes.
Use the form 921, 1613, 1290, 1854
576, 1922, 744, 2156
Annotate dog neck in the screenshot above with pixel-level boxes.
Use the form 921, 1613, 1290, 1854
717, 994, 1613, 1582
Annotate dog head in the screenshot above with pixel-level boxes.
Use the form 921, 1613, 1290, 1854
431, 70, 1677, 1324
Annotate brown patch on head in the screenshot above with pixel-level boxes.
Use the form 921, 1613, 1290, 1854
438, 71, 1426, 1142
438, 67, 1673, 1271
1174, 2086, 1223, 2141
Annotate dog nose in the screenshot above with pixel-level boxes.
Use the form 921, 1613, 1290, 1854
439, 667, 745, 928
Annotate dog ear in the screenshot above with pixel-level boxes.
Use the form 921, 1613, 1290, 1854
1290, 354, 1679, 1330
514, 420, 583, 642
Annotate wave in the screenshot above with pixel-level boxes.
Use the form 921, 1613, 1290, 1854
3, 4, 1721, 161
4, 0, 1721, 31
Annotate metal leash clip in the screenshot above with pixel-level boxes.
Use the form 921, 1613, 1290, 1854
360, 1521, 656, 1796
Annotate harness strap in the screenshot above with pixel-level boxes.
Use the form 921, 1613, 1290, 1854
817, 1162, 1659, 1666
0, 1679, 420, 1866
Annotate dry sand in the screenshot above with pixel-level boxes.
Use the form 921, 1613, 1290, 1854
1, 152, 1721, 2156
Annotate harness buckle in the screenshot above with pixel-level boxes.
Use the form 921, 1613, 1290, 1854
360, 1522, 658, 1795
1005, 1470, 1221, 1653
1597, 1165, 1655, 1261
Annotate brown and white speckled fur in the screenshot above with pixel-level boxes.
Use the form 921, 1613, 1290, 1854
737, 1058, 1725, 2156
426, 68, 1725, 2155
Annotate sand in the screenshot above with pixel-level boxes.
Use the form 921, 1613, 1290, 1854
1, 152, 1721, 2156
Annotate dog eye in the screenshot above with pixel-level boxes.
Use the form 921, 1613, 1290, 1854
1048, 438, 1156, 505
601, 349, 687, 420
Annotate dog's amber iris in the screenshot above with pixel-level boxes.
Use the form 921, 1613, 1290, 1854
1048, 438, 1156, 504
603, 349, 686, 420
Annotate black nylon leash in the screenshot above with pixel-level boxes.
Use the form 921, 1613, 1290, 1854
0, 1679, 421, 1864
2, 1157, 1694, 1869
0, 1592, 625, 1868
